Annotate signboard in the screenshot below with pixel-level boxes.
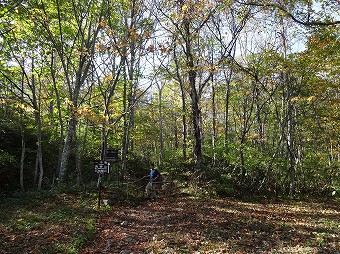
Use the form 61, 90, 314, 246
106, 148, 119, 162
95, 160, 109, 174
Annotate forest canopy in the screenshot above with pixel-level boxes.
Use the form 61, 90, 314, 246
0, 0, 339, 197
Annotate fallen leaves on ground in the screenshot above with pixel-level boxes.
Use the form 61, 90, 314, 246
80, 196, 340, 254
1, 194, 339, 253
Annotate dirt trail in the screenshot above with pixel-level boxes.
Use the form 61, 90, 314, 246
80, 196, 340, 254
81, 197, 188, 253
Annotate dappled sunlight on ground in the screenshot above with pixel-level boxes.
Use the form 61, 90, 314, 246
81, 196, 340, 253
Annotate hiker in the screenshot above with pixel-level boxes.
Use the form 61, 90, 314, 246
145, 163, 162, 200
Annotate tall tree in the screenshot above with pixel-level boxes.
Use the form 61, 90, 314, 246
25, 0, 107, 182
154, 0, 221, 166
114, 0, 153, 177
1, 19, 47, 189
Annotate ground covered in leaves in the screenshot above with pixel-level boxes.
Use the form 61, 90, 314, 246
0, 192, 339, 253
82, 196, 339, 254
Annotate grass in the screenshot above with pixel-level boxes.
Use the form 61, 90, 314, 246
0, 190, 339, 253
0, 190, 97, 254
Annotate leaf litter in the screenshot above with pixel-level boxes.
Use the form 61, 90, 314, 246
81, 196, 339, 254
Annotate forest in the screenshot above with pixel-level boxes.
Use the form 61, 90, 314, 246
0, 0, 339, 253
1, 0, 339, 197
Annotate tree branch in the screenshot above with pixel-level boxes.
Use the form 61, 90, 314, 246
237, 0, 340, 26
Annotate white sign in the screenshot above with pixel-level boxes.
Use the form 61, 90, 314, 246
95, 161, 109, 174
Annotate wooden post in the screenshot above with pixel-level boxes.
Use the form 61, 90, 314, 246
98, 174, 102, 209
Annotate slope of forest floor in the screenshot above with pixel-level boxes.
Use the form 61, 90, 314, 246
0, 192, 339, 254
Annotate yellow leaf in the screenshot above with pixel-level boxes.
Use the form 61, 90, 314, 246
307, 96, 316, 102
182, 4, 188, 13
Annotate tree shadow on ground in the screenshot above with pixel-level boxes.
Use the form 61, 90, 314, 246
81, 196, 339, 253
0, 193, 96, 254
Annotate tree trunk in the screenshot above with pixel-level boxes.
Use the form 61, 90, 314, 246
31, 57, 44, 190
211, 78, 217, 165
190, 83, 202, 166
35, 111, 44, 190
121, 67, 129, 179
173, 111, 179, 149
19, 74, 25, 192
255, 84, 264, 149
225, 70, 232, 146
75, 128, 82, 186
173, 44, 187, 160
50, 50, 64, 178
20, 136, 25, 192
158, 83, 164, 164
53, 1, 103, 183
101, 126, 107, 161
184, 18, 202, 166
287, 85, 296, 195
59, 117, 76, 182
121, 3, 140, 177
280, 15, 296, 195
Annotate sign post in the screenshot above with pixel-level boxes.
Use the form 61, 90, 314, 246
95, 161, 109, 209
106, 148, 119, 162
95, 148, 119, 209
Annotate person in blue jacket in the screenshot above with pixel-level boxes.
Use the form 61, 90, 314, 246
145, 163, 162, 200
